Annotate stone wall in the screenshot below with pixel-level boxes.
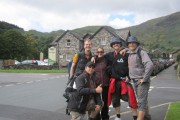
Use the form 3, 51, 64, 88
91, 28, 114, 54
57, 32, 80, 67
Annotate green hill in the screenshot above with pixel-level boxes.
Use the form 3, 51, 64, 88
73, 26, 102, 35
26, 29, 64, 39
0, 21, 23, 33
1, 11, 180, 54
118, 12, 180, 52
69, 12, 180, 52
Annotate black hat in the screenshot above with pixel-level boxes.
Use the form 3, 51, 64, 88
85, 61, 95, 68
110, 37, 122, 47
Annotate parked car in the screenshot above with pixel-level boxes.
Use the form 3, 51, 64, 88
15, 60, 20, 65
20, 60, 38, 65
151, 61, 159, 76
36, 60, 48, 66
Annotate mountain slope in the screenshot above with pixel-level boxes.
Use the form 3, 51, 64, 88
119, 12, 180, 52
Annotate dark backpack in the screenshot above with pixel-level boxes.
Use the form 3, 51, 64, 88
136, 48, 153, 64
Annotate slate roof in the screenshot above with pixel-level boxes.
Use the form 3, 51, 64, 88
89, 26, 130, 42
50, 26, 131, 46
50, 30, 83, 46
115, 29, 131, 41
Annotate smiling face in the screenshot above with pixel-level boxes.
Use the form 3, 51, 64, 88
85, 65, 95, 75
84, 39, 92, 52
112, 42, 121, 51
96, 48, 104, 58
128, 42, 138, 51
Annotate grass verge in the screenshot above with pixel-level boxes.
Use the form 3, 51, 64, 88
0, 69, 68, 73
165, 102, 180, 120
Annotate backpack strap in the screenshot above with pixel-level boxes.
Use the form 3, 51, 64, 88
137, 48, 142, 64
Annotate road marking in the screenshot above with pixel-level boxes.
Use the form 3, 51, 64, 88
0, 74, 69, 88
110, 102, 170, 118
35, 80, 41, 82
40, 74, 48, 75
156, 87, 180, 89
16, 83, 23, 85
26, 81, 33, 84
164, 103, 171, 120
150, 86, 154, 89
5, 84, 14, 87
150, 102, 170, 109
151, 76, 156, 80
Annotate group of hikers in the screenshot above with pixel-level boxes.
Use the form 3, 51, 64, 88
64, 36, 154, 120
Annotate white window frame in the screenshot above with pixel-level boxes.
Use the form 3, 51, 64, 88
101, 38, 107, 45
66, 39, 71, 47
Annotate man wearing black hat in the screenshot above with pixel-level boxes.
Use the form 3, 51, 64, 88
102, 37, 138, 120
67, 61, 103, 120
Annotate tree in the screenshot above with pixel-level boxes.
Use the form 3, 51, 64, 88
24, 33, 38, 59
1, 30, 28, 60
177, 54, 180, 63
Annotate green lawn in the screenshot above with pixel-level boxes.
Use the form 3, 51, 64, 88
0, 69, 68, 73
165, 102, 180, 120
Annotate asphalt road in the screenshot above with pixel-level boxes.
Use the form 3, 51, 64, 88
0, 64, 179, 120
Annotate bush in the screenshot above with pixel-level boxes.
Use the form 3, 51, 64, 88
174, 64, 178, 70
177, 54, 180, 62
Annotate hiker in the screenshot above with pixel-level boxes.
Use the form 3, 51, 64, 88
64, 39, 94, 115
67, 61, 103, 120
127, 36, 154, 120
94, 47, 110, 120
69, 38, 93, 80
92, 37, 138, 120
105, 37, 138, 120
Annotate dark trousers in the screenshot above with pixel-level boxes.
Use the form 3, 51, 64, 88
101, 86, 109, 120
91, 86, 110, 120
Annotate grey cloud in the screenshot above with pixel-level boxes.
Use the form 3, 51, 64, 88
5, 0, 180, 15
1, 0, 180, 31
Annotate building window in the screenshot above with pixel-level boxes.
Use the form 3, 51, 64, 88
67, 40, 71, 47
101, 38, 107, 45
66, 54, 72, 62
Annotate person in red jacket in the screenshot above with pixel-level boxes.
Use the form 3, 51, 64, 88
105, 37, 137, 120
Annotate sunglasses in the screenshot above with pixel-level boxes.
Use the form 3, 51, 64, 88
96, 51, 104, 54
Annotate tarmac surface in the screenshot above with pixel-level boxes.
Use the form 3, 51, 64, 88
0, 64, 179, 120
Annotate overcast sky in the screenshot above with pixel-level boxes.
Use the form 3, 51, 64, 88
0, 0, 180, 32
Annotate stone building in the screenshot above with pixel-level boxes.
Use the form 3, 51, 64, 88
49, 26, 131, 67
90, 26, 130, 53
152, 48, 169, 59
171, 49, 180, 60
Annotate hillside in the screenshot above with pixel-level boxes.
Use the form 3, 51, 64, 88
118, 12, 180, 52
0, 21, 23, 33
1, 11, 180, 53
26, 29, 64, 40
73, 26, 101, 35
70, 12, 180, 52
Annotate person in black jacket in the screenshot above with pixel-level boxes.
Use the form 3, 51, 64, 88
104, 37, 138, 120
68, 61, 103, 120
94, 47, 110, 120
